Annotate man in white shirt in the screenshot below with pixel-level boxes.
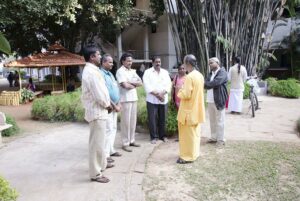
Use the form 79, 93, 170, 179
116, 53, 143, 152
143, 56, 172, 144
81, 45, 113, 183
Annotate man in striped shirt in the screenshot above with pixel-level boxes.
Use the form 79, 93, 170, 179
81, 45, 113, 183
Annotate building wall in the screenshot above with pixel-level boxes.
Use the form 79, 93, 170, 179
149, 14, 177, 71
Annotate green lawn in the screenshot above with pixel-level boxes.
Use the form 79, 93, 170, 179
178, 141, 300, 201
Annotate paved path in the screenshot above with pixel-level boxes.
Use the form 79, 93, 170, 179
0, 123, 156, 201
0, 95, 299, 201
202, 95, 300, 142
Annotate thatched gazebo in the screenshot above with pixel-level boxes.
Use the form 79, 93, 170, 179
4, 43, 85, 92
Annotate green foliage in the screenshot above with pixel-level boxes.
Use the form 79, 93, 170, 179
137, 87, 148, 126
216, 35, 231, 51
243, 83, 250, 99
20, 88, 34, 103
265, 77, 277, 88
1, 115, 19, 137
0, 32, 11, 55
31, 90, 84, 122
136, 87, 178, 136
0, 0, 135, 55
150, 0, 165, 19
0, 176, 18, 201
227, 82, 250, 99
166, 103, 178, 136
19, 70, 27, 79
270, 79, 300, 98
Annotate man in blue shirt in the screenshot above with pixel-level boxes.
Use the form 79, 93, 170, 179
100, 54, 122, 163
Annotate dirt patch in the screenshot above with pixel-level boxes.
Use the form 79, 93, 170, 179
0, 103, 67, 143
143, 141, 196, 201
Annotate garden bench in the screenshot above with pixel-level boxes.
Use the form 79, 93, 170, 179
33, 91, 43, 97
0, 112, 12, 146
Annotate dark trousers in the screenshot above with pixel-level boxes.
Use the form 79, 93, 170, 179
146, 102, 167, 140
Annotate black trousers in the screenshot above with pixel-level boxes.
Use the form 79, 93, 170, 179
146, 102, 167, 140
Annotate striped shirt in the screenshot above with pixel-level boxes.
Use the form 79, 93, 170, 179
81, 62, 110, 122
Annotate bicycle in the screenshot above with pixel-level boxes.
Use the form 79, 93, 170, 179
247, 76, 259, 118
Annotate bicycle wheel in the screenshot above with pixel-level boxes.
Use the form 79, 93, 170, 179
250, 94, 255, 118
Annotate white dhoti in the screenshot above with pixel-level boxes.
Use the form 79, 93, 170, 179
228, 89, 244, 112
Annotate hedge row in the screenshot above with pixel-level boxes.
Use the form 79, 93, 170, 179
31, 90, 84, 122
266, 77, 300, 98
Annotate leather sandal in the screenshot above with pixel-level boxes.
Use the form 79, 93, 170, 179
129, 142, 141, 147
111, 152, 122, 157
106, 163, 114, 169
107, 157, 114, 163
91, 175, 110, 183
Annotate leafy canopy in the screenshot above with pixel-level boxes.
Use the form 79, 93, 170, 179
0, 0, 133, 55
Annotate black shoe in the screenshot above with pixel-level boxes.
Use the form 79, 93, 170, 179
207, 138, 217, 143
129, 142, 141, 147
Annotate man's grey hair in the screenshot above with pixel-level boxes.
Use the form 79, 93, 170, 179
102, 53, 113, 64
184, 54, 197, 67
209, 57, 220, 65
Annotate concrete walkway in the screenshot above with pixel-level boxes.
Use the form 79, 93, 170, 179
0, 123, 156, 201
0, 95, 299, 201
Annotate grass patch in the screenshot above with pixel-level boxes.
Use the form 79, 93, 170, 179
178, 141, 300, 201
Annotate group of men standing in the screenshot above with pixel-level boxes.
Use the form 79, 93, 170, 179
81, 46, 172, 183
81, 45, 229, 182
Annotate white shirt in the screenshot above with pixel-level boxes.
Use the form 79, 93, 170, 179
206, 68, 220, 103
116, 66, 142, 103
228, 64, 248, 90
143, 67, 172, 105
81, 62, 110, 122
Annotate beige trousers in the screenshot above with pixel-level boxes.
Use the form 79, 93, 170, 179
207, 103, 225, 142
120, 101, 137, 146
105, 111, 118, 157
89, 119, 107, 179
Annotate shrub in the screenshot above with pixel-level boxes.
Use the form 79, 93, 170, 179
136, 87, 178, 136
270, 79, 300, 98
166, 103, 178, 136
31, 90, 84, 122
265, 77, 277, 93
1, 115, 20, 137
137, 87, 147, 126
20, 88, 34, 103
243, 82, 250, 99
227, 82, 250, 99
0, 176, 18, 201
